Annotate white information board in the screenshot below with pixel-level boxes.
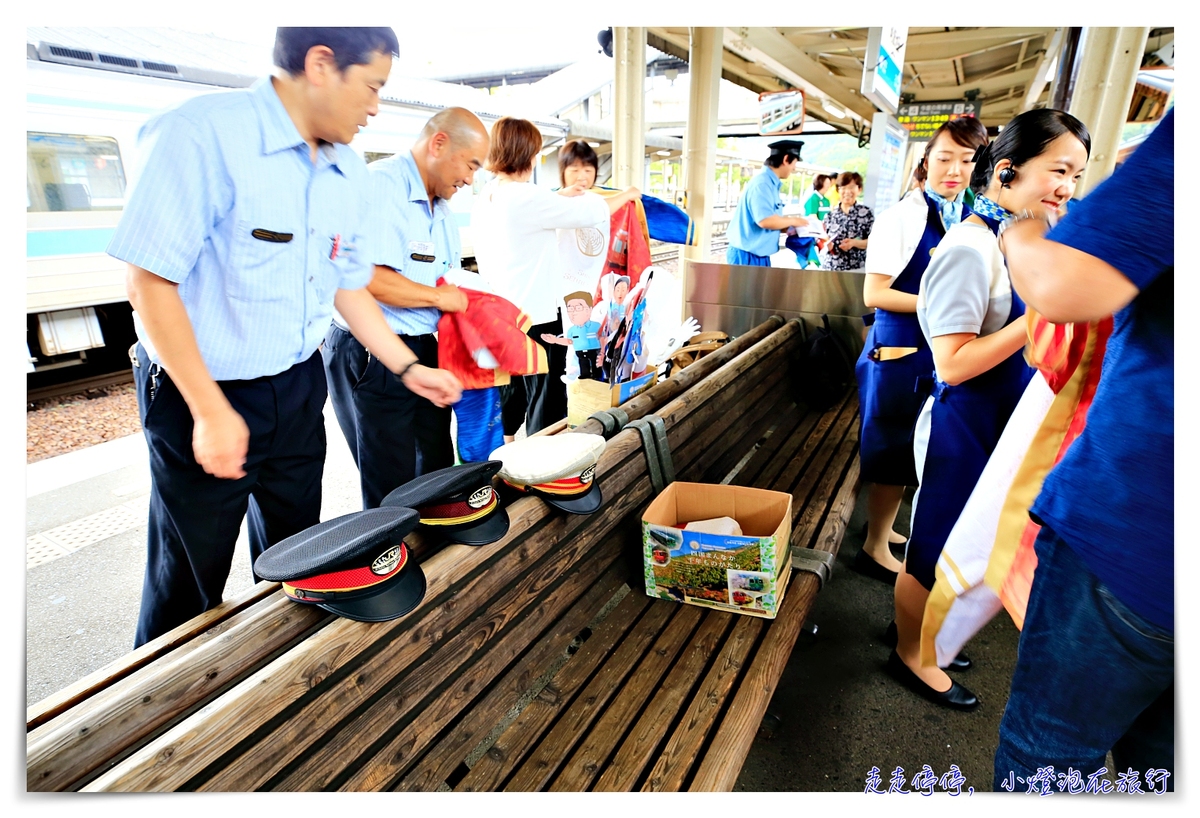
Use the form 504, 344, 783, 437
862, 112, 909, 213
860, 27, 908, 115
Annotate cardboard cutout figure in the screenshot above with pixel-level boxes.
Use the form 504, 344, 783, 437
541, 291, 602, 380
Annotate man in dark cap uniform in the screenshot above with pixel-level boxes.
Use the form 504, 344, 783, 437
726, 139, 812, 266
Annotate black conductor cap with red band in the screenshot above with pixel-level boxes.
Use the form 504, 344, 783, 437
380, 460, 509, 547
253, 507, 426, 623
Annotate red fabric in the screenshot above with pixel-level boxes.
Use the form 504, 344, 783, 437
593, 199, 652, 305
437, 281, 548, 390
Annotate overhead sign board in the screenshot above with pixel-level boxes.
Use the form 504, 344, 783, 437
896, 101, 980, 140
757, 90, 806, 136
860, 27, 908, 114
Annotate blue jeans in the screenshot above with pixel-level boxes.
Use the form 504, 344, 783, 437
993, 526, 1174, 792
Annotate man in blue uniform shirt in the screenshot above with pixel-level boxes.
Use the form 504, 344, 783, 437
726, 139, 812, 266
323, 107, 489, 509
108, 28, 462, 647
994, 108, 1174, 791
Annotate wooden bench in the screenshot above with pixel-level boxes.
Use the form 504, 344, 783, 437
27, 316, 861, 792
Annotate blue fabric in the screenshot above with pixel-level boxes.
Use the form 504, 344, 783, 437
725, 246, 771, 266
727, 167, 784, 257
108, 78, 374, 381
994, 526, 1174, 792
639, 193, 695, 245
1030, 109, 1174, 632
969, 193, 1010, 224
784, 233, 814, 261
454, 387, 504, 463
566, 320, 600, 350
924, 188, 964, 232
854, 199, 947, 486
365, 151, 460, 335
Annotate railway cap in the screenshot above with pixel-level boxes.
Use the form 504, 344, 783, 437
380, 460, 509, 547
768, 139, 805, 159
254, 507, 426, 623
490, 433, 606, 515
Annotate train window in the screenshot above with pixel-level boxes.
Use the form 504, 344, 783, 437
27, 132, 127, 212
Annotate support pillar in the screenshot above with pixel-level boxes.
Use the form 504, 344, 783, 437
612, 27, 645, 189
681, 27, 722, 320
1068, 27, 1150, 196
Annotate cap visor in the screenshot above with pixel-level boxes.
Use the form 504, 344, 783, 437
447, 507, 510, 546
317, 562, 427, 623
540, 482, 602, 515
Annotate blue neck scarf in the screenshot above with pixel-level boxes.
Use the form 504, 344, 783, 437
924, 188, 963, 232
969, 195, 1012, 236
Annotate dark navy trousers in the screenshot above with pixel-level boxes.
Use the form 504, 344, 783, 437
321, 324, 454, 509
133, 344, 327, 647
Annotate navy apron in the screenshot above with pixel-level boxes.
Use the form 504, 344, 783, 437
905, 209, 1035, 591
855, 194, 951, 486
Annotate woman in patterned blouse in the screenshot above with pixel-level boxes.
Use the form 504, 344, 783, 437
822, 171, 873, 271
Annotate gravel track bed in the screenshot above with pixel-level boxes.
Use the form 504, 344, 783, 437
27, 382, 142, 464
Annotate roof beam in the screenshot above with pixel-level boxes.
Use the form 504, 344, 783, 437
905, 67, 1037, 102
1021, 27, 1064, 112
721, 27, 876, 124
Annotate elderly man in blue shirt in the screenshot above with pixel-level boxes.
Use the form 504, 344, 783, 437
323, 107, 490, 509
726, 139, 812, 266
108, 28, 461, 647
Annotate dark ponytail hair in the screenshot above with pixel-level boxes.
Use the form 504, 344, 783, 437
969, 108, 1091, 193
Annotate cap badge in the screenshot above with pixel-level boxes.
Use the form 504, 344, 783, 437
371, 545, 404, 576
468, 486, 494, 509
580, 465, 596, 485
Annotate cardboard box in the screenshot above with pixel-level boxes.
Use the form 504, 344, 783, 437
642, 482, 793, 618
566, 371, 657, 428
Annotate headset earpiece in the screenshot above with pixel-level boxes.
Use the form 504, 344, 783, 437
998, 166, 1017, 187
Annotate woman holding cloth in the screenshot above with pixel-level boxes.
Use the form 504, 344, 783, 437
852, 117, 989, 584
472, 118, 610, 437
889, 108, 1091, 710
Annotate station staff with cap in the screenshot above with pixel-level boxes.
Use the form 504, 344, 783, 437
323, 107, 490, 510
726, 139, 811, 266
108, 28, 462, 647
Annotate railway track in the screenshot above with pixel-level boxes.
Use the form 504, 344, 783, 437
28, 369, 134, 404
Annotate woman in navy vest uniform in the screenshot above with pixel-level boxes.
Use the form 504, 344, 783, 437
853, 117, 989, 583
889, 109, 1091, 710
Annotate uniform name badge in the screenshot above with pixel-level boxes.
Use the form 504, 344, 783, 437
408, 240, 436, 263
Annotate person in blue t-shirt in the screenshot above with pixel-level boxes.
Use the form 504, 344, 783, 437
726, 140, 812, 266
993, 108, 1174, 791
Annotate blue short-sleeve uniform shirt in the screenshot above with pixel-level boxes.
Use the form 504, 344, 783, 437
107, 78, 374, 381
728, 167, 783, 257
365, 151, 461, 336
1031, 108, 1174, 631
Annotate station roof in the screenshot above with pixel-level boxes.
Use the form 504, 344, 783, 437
646, 27, 1175, 139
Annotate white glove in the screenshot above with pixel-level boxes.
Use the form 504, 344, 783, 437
646, 317, 701, 366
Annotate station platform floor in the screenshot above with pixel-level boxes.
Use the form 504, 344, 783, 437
25, 396, 1026, 793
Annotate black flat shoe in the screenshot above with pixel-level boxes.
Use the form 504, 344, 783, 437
851, 549, 898, 585
883, 621, 972, 670
885, 650, 980, 712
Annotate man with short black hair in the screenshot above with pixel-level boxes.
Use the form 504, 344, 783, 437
726, 139, 811, 266
110, 27, 461, 646
324, 107, 490, 509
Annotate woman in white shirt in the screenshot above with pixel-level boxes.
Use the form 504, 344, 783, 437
472, 117, 610, 436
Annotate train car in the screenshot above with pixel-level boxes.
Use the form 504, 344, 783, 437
25, 36, 567, 389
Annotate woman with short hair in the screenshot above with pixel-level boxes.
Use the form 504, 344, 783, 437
821, 171, 872, 271
801, 174, 834, 267
472, 118, 610, 437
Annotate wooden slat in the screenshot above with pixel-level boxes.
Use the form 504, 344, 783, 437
501, 602, 686, 792
698, 389, 799, 484
545, 605, 704, 792
313, 533, 632, 791
688, 435, 861, 792
592, 613, 737, 791
723, 400, 808, 487
26, 579, 280, 730
394, 558, 632, 792
27, 594, 328, 792
454, 592, 660, 792
640, 613, 763, 792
